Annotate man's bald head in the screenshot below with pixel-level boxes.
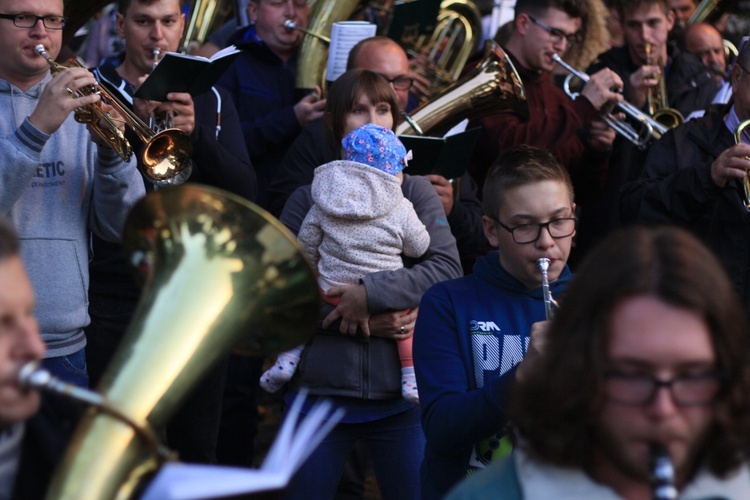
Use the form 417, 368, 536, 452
347, 36, 412, 110
684, 22, 726, 74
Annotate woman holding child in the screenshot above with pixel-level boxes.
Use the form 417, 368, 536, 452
277, 69, 461, 499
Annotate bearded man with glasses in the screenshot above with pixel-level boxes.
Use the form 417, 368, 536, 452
468, 0, 624, 204
413, 145, 577, 498
622, 42, 750, 318
448, 225, 750, 499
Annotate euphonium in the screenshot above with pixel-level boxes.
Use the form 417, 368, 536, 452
180, 0, 225, 53
736, 119, 750, 211
37, 184, 320, 500
644, 42, 684, 131
536, 258, 559, 320
35, 44, 193, 186
291, 0, 361, 95
396, 39, 528, 137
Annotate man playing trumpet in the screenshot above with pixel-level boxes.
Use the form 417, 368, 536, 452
622, 42, 750, 317
0, 0, 145, 389
469, 0, 624, 201
86, 0, 256, 465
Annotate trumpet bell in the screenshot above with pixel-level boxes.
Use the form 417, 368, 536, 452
47, 185, 320, 499
142, 128, 194, 184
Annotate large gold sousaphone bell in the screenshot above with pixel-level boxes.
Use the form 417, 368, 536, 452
28, 185, 319, 499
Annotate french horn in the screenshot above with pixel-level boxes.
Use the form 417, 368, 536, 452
38, 184, 320, 499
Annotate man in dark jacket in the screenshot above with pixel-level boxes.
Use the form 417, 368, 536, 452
574, 0, 718, 266
620, 43, 750, 316
218, 0, 326, 209
85, 0, 256, 465
468, 0, 624, 197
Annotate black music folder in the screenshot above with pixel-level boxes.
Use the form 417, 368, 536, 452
399, 127, 480, 180
133, 45, 240, 101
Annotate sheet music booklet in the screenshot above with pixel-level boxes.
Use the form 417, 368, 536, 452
141, 389, 345, 499
326, 21, 377, 83
133, 45, 241, 101
399, 124, 480, 180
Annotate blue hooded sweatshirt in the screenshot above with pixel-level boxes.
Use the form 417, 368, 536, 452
413, 250, 572, 499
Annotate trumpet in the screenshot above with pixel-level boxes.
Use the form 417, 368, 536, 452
148, 47, 175, 134
644, 43, 684, 131
536, 258, 559, 320
35, 44, 193, 186
736, 119, 750, 211
553, 53, 668, 149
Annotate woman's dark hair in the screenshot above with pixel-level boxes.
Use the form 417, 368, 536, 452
512, 225, 750, 476
325, 69, 401, 144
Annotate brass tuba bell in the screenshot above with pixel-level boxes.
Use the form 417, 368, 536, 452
293, 0, 361, 95
396, 39, 529, 137
44, 184, 320, 499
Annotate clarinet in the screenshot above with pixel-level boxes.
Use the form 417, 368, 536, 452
536, 258, 559, 320
650, 443, 678, 500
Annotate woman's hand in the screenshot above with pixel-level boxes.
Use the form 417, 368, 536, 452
369, 308, 418, 340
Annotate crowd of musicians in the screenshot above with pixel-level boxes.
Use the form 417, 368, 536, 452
3, 0, 750, 498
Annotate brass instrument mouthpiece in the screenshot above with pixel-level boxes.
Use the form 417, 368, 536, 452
34, 44, 49, 59
283, 19, 330, 43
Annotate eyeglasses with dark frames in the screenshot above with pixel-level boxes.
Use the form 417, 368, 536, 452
378, 75, 414, 91
527, 15, 578, 45
492, 216, 577, 244
0, 13, 67, 30
603, 371, 723, 406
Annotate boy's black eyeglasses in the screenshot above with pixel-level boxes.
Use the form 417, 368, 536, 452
527, 16, 578, 45
0, 13, 67, 30
492, 216, 577, 244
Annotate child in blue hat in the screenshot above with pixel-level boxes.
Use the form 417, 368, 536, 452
260, 123, 429, 404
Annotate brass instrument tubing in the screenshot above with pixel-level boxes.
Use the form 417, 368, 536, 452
17, 362, 170, 461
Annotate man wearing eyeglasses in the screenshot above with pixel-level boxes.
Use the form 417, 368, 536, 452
413, 145, 576, 499
0, 0, 145, 389
469, 0, 624, 199
621, 42, 750, 317
576, 0, 718, 265
447, 225, 750, 499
